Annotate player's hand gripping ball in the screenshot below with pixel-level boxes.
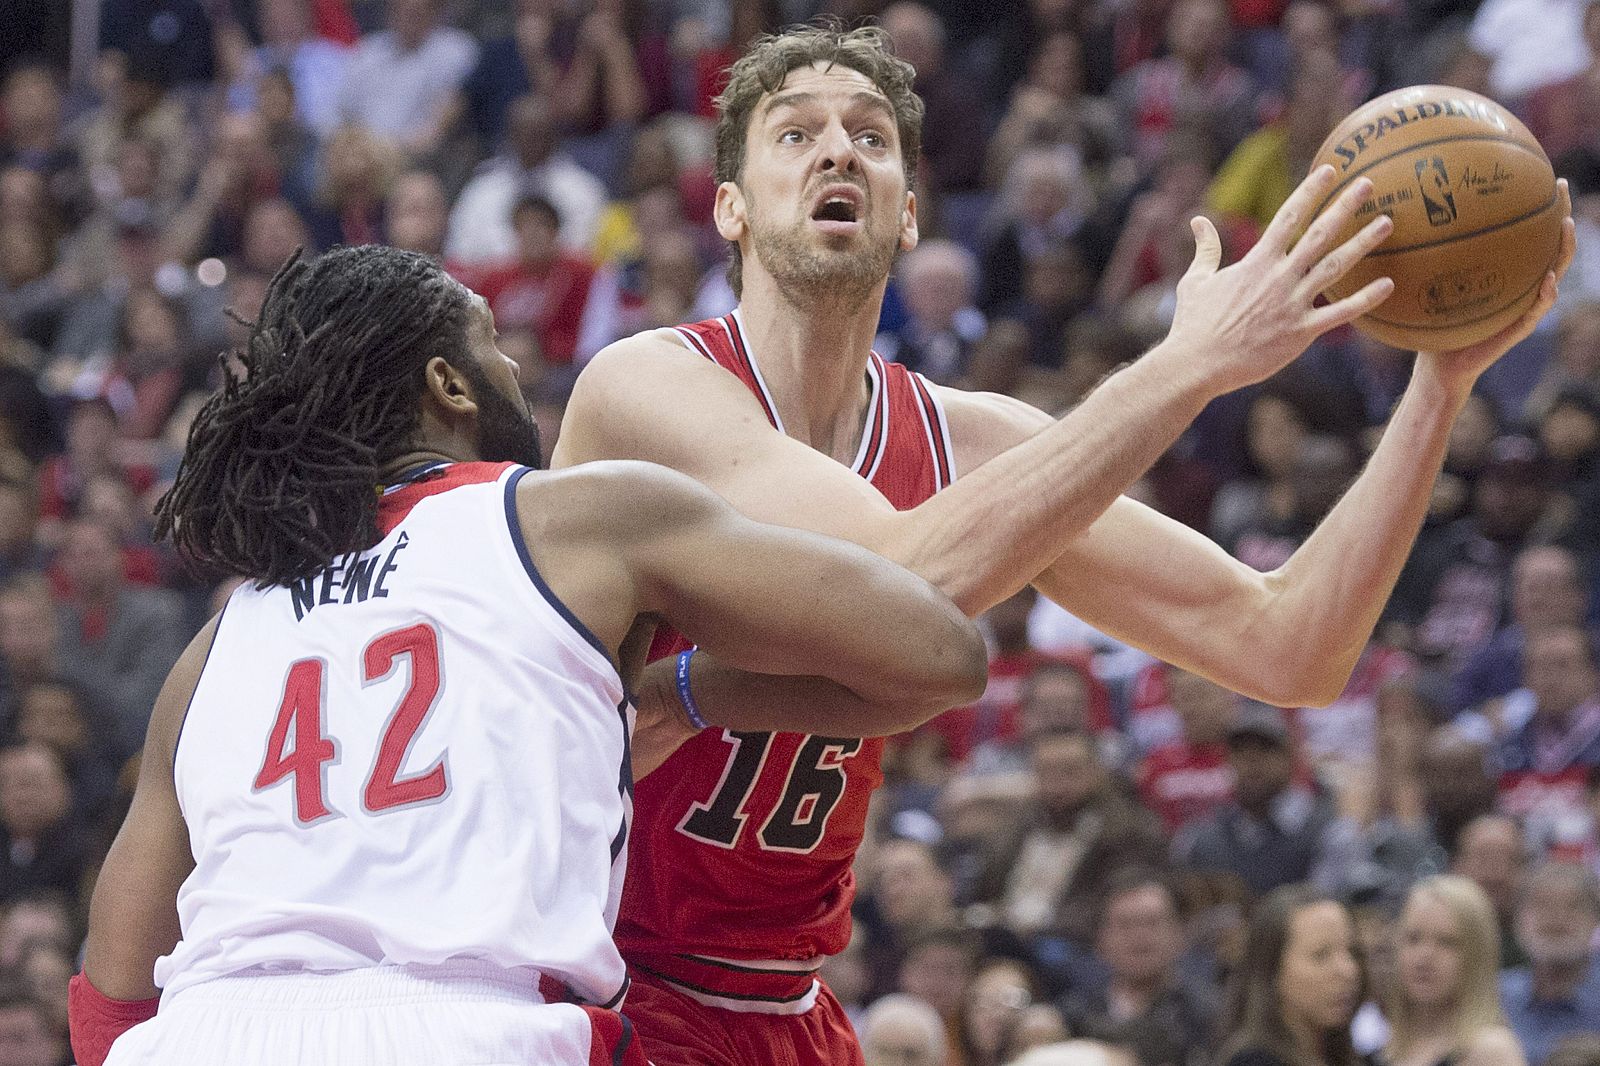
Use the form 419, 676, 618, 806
1307, 85, 1563, 352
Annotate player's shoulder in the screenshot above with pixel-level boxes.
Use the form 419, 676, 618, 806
577, 328, 710, 390
923, 382, 1056, 473
558, 327, 774, 469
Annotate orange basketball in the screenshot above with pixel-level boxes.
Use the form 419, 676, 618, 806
1308, 85, 1562, 352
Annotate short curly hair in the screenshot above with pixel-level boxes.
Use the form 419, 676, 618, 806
713, 22, 924, 296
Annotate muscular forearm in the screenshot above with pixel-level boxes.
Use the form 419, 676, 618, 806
886, 341, 1215, 614
1262, 359, 1468, 700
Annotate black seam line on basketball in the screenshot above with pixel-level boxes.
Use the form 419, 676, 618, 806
628, 963, 814, 1002
678, 954, 823, 976
1363, 271, 1547, 331
1359, 190, 1559, 257
1309, 133, 1546, 220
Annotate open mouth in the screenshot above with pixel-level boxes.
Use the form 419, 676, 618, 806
812, 197, 859, 223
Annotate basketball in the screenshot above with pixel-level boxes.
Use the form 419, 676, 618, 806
1308, 85, 1562, 352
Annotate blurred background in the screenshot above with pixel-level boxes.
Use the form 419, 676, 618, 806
0, 0, 1598, 1063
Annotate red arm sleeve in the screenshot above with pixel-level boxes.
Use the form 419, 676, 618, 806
68, 972, 159, 1066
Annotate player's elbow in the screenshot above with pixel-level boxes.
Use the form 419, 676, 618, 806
887, 613, 989, 726
1244, 650, 1353, 709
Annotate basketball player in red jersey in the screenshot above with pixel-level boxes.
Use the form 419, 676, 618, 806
552, 23, 1577, 1066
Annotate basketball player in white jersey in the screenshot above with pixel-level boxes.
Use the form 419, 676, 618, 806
68, 245, 987, 1066
551, 23, 1576, 1066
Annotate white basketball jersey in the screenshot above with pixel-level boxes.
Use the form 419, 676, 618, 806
155, 462, 633, 1011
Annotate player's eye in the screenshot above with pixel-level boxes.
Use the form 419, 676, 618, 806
778, 129, 806, 145
857, 131, 887, 149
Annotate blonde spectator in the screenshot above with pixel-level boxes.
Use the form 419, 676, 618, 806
1385, 876, 1525, 1066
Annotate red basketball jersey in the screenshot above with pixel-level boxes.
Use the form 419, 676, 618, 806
617, 310, 957, 1011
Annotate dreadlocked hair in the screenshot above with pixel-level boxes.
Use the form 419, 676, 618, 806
154, 245, 472, 587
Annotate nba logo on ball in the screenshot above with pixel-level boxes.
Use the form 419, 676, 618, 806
1307, 85, 1562, 351
1414, 158, 1458, 226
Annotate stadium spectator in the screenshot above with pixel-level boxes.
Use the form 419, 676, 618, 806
861, 837, 960, 1000
1452, 814, 1531, 969
1175, 705, 1339, 898
306, 124, 398, 249
985, 31, 1118, 190
382, 170, 450, 260
1220, 885, 1365, 1066
979, 145, 1101, 320
0, 483, 41, 585
0, 742, 84, 904
445, 93, 606, 264
1521, 0, 1600, 163
876, 240, 985, 383
1385, 876, 1524, 1066
1061, 869, 1221, 1066
861, 992, 948, 1066
1391, 435, 1558, 670
0, 973, 61, 1066
1451, 546, 1590, 715
897, 927, 979, 1063
13, 678, 119, 823
996, 729, 1166, 939
963, 957, 1037, 1066
1111, 0, 1255, 173
1419, 732, 1500, 856
0, 577, 64, 695
1500, 862, 1600, 1064
51, 519, 187, 757
472, 195, 594, 366
74, 53, 196, 212
219, 0, 351, 138
1135, 667, 1238, 834
878, 4, 986, 197
1493, 626, 1600, 850
1228, 433, 1357, 572
335, 0, 478, 157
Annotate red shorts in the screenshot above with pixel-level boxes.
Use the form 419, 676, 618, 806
622, 970, 862, 1066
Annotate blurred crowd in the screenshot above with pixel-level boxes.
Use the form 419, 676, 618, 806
0, 0, 1599, 1063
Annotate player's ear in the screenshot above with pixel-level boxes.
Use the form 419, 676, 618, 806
714, 181, 747, 243
900, 189, 919, 253
422, 356, 477, 419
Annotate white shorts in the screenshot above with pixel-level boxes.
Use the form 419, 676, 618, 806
104, 962, 631, 1066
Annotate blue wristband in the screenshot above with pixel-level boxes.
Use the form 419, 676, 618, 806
675, 648, 708, 730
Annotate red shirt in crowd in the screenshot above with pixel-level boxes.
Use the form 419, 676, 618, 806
474, 254, 595, 365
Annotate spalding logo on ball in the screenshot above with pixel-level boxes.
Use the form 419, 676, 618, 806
1308, 85, 1562, 352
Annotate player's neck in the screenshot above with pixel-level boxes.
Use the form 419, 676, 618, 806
737, 275, 883, 461
376, 446, 474, 487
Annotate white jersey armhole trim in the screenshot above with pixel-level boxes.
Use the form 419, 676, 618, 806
499, 465, 625, 694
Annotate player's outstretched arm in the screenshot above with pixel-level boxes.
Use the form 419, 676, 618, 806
529, 462, 987, 736
73, 618, 214, 1065
558, 166, 1395, 616
957, 192, 1578, 707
